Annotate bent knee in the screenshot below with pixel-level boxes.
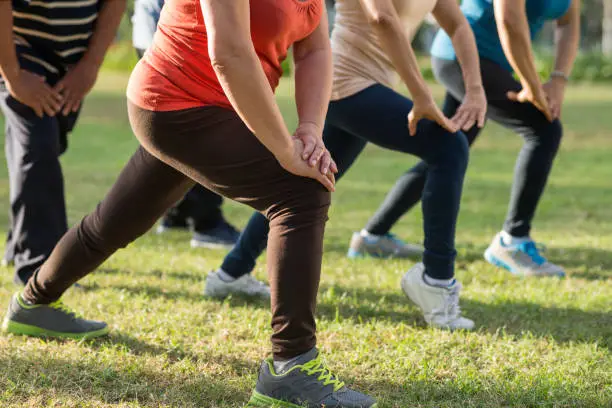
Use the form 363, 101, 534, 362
428, 130, 470, 171
266, 178, 331, 225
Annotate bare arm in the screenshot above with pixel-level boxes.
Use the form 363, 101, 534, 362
433, 0, 482, 92
358, 0, 431, 102
202, 0, 335, 190
0, 1, 19, 82
494, 0, 551, 120
358, 0, 457, 135
493, 0, 540, 90
202, 0, 293, 158
433, 0, 486, 129
292, 8, 332, 140
54, 0, 126, 114
543, 0, 580, 118
80, 0, 126, 67
552, 0, 580, 79
291, 8, 336, 173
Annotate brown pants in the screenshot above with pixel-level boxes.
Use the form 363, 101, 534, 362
23, 103, 331, 359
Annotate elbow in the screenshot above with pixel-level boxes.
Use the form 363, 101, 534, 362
366, 11, 394, 29
209, 41, 251, 74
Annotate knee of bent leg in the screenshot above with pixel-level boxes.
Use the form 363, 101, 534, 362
266, 178, 331, 228
431, 130, 470, 172
544, 119, 563, 150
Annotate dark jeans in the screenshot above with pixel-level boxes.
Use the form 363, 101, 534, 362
0, 84, 77, 284
222, 84, 469, 280
364, 57, 563, 237
135, 47, 224, 231
23, 103, 330, 359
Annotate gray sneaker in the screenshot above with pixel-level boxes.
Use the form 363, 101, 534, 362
347, 231, 422, 259
1, 293, 109, 339
484, 233, 565, 277
247, 349, 377, 407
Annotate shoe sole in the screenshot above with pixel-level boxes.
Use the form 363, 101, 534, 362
483, 248, 566, 278
1, 319, 110, 340
190, 239, 235, 250
246, 391, 378, 408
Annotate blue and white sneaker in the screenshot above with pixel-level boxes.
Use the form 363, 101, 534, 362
484, 233, 565, 277
347, 231, 422, 259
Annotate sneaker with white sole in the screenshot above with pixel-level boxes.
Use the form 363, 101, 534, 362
347, 232, 423, 259
247, 348, 377, 408
204, 271, 270, 299
401, 263, 474, 331
484, 233, 565, 278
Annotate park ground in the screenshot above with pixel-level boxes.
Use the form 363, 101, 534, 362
0, 72, 610, 407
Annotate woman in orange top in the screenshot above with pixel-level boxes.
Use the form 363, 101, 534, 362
2, 1, 376, 406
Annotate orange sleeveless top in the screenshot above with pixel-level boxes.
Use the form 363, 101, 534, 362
127, 0, 323, 112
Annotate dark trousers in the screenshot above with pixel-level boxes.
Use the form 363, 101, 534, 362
23, 103, 330, 359
222, 84, 469, 280
363, 57, 563, 237
0, 85, 76, 284
135, 47, 224, 231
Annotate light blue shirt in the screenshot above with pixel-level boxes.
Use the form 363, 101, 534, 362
430, 0, 572, 71
132, 0, 164, 51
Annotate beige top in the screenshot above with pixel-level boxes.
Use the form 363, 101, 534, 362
331, 0, 438, 100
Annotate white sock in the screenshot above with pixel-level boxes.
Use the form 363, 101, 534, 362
273, 352, 306, 374
216, 268, 236, 283
423, 273, 454, 288
500, 231, 531, 246
360, 229, 380, 239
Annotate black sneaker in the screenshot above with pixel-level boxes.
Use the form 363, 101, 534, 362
190, 220, 240, 249
156, 213, 190, 234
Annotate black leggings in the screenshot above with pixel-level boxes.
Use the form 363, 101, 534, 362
365, 57, 563, 237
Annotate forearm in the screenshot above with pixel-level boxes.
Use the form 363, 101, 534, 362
213, 53, 292, 157
450, 22, 483, 91
294, 48, 332, 137
552, 25, 578, 77
0, 2, 20, 82
80, 0, 126, 67
497, 19, 541, 89
372, 18, 431, 101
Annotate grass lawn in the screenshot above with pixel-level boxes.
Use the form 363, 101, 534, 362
0, 72, 610, 407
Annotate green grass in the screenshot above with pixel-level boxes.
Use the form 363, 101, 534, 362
0, 72, 610, 407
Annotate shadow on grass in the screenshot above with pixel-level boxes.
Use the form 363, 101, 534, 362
315, 285, 612, 349
355, 378, 609, 408
0, 352, 251, 407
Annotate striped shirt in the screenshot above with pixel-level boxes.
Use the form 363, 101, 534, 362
11, 0, 100, 82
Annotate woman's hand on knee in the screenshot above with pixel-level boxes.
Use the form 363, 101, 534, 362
408, 96, 459, 136
293, 123, 338, 176
276, 138, 336, 192
451, 86, 487, 131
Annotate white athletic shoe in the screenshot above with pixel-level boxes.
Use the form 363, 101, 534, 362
204, 271, 270, 299
484, 233, 565, 277
401, 263, 474, 331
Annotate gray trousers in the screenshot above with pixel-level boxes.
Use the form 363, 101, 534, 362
0, 83, 77, 284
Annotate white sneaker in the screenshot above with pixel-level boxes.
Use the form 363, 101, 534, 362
401, 263, 474, 331
484, 233, 565, 277
204, 271, 270, 299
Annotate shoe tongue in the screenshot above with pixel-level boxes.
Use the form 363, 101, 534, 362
274, 348, 319, 374
295, 348, 319, 365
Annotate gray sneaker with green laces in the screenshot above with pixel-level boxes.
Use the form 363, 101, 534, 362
1, 293, 109, 339
247, 348, 377, 408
